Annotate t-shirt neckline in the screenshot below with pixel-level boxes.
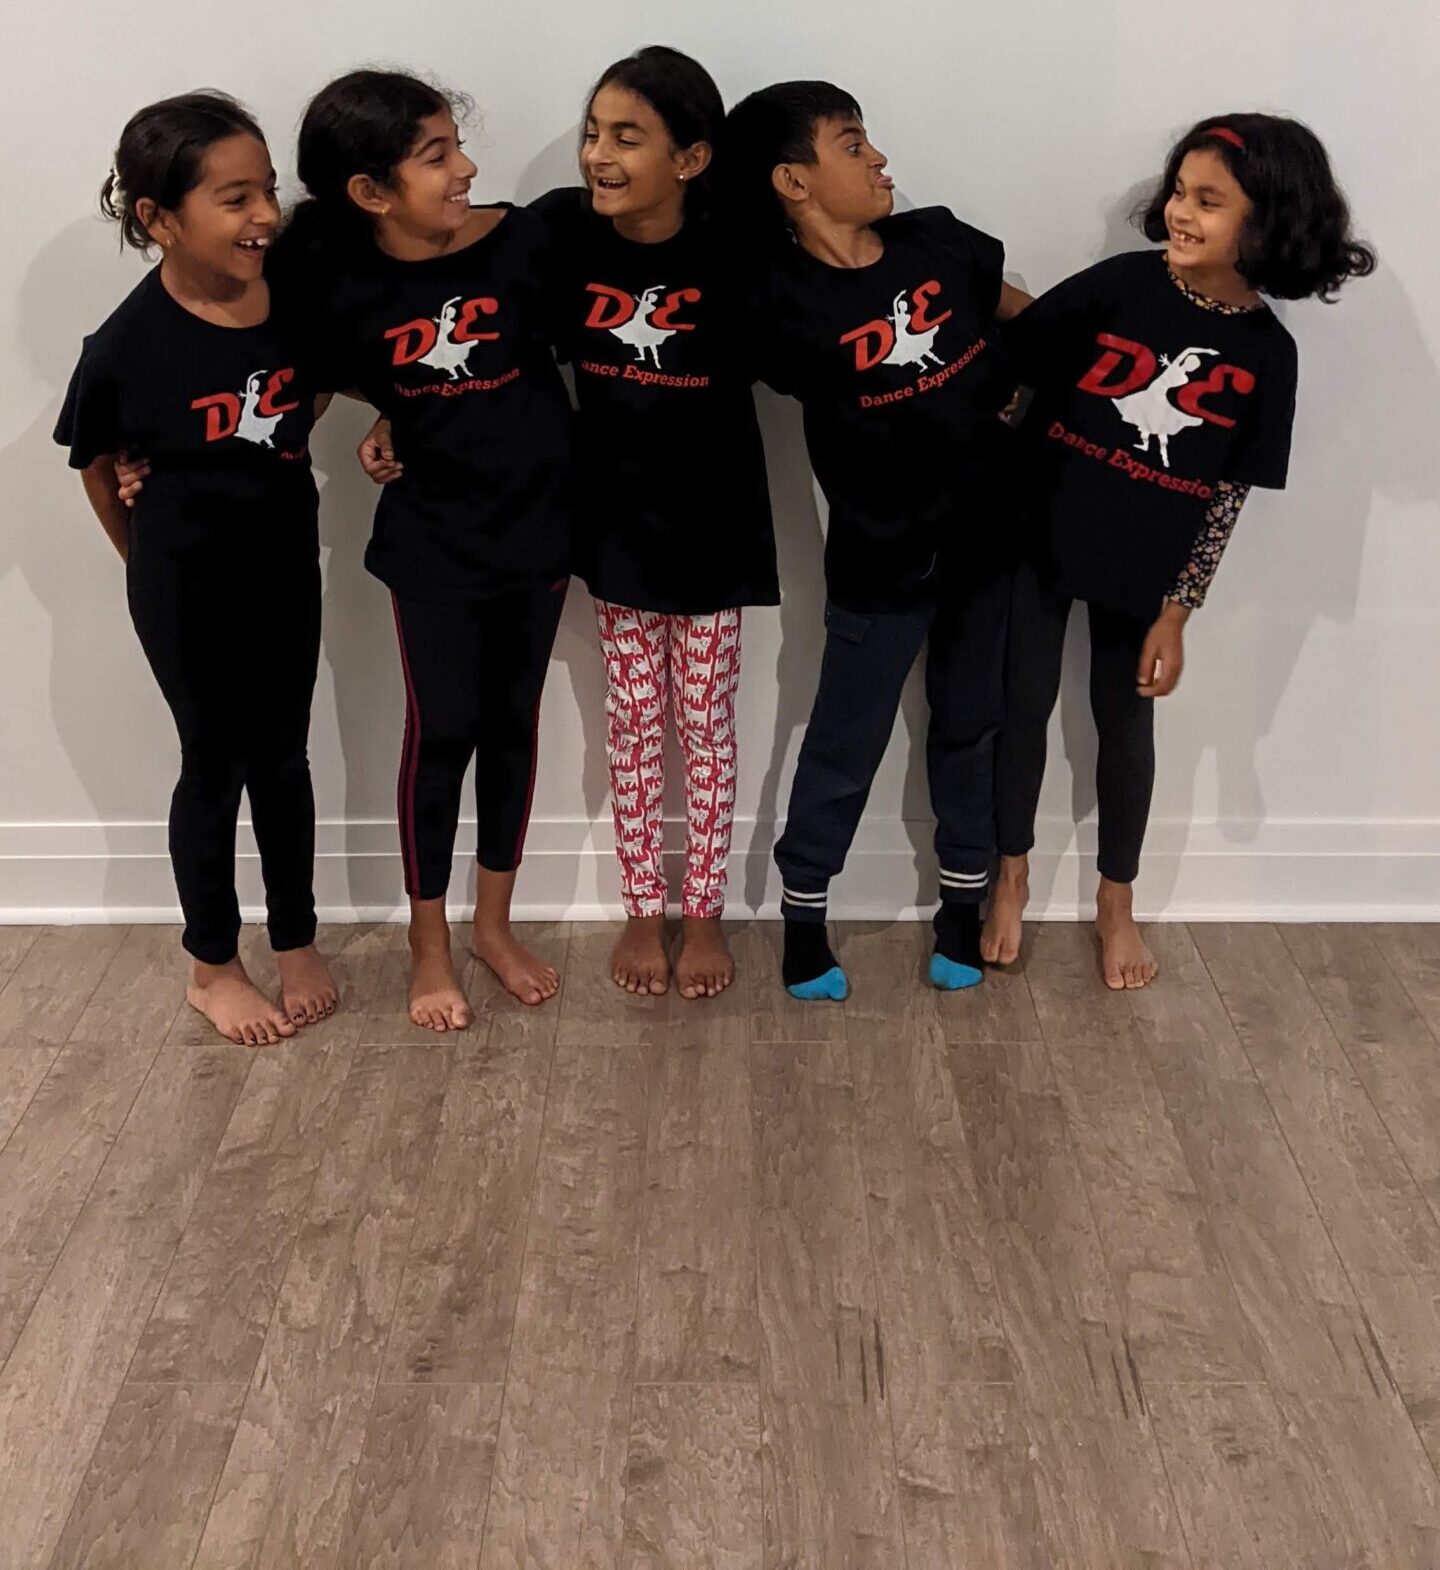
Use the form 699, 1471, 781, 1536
152, 266, 272, 333
373, 204, 512, 268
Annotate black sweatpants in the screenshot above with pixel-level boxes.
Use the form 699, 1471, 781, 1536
994, 558, 1155, 885
775, 565, 1011, 922
127, 532, 321, 966
391, 580, 568, 901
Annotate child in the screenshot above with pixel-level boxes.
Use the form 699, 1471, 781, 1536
529, 46, 778, 1001
285, 71, 576, 1029
984, 114, 1376, 988
722, 82, 1030, 1000
56, 92, 337, 1046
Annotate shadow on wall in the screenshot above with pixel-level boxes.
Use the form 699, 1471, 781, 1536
1037, 180, 1438, 916
0, 216, 161, 917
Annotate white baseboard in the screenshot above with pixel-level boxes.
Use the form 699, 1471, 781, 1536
1, 816, 1437, 923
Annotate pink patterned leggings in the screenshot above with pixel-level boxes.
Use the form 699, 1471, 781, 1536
593, 599, 742, 918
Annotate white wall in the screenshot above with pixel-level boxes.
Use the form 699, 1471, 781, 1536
3, 0, 1437, 921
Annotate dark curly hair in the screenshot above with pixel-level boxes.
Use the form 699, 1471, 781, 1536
586, 45, 725, 212
1137, 113, 1376, 301
100, 91, 266, 253
719, 80, 864, 243
283, 69, 474, 256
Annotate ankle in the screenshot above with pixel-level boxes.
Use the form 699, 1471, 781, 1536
190, 955, 241, 985
1095, 878, 1135, 915
996, 855, 1030, 889
782, 918, 839, 988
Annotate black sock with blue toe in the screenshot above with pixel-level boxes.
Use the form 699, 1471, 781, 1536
783, 919, 838, 987
932, 903, 984, 989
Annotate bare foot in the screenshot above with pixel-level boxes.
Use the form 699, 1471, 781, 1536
675, 916, 734, 1000
409, 936, 472, 1033
1095, 879, 1158, 990
187, 957, 297, 1047
981, 855, 1029, 966
276, 944, 339, 1026
473, 923, 560, 1008
611, 914, 670, 996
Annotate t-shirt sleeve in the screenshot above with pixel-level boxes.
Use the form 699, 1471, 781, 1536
1221, 334, 1297, 490
738, 257, 804, 397
523, 192, 579, 358
907, 207, 1005, 316
269, 243, 350, 394
53, 336, 122, 469
1001, 256, 1119, 386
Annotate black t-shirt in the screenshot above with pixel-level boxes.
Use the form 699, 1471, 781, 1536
302, 205, 574, 602
750, 206, 1015, 612
530, 188, 777, 615
55, 268, 320, 559
1005, 249, 1298, 619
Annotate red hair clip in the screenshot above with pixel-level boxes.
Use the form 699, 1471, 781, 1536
1207, 126, 1246, 151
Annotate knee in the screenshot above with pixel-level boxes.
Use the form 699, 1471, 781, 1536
606, 682, 663, 751
249, 744, 312, 792
1090, 680, 1152, 738
177, 740, 246, 800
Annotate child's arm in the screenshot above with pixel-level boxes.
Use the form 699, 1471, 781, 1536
1137, 483, 1251, 697
79, 455, 133, 560
358, 416, 402, 485
996, 282, 1033, 321
1166, 483, 1250, 611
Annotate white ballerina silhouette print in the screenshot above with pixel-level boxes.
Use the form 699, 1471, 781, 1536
608, 286, 676, 368
417, 296, 477, 381
234, 371, 284, 448
1112, 345, 1218, 468
882, 292, 946, 372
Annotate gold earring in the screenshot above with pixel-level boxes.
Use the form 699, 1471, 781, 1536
380, 203, 391, 216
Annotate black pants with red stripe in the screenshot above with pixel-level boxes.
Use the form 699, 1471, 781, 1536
391, 580, 567, 901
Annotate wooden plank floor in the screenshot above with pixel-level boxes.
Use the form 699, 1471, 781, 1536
2, 919, 1439, 1568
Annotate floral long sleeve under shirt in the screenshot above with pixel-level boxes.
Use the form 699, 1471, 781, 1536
1164, 268, 1263, 611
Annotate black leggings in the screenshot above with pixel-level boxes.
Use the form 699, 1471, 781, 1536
128, 534, 320, 966
994, 558, 1155, 884
391, 580, 567, 901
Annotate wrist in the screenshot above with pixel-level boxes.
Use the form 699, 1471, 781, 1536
1159, 598, 1192, 625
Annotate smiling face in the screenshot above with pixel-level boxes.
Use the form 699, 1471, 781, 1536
777, 114, 893, 228
581, 83, 707, 223
1164, 147, 1253, 280
143, 133, 279, 284
364, 108, 477, 241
